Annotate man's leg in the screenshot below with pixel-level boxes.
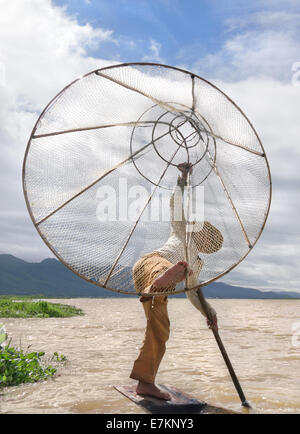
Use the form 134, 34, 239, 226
130, 296, 170, 399
130, 253, 188, 400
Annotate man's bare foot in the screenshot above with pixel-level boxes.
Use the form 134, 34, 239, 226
152, 261, 190, 291
140, 262, 192, 299
136, 381, 171, 401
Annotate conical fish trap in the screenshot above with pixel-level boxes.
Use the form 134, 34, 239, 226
23, 63, 271, 295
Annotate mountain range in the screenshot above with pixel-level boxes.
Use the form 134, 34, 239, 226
0, 254, 299, 299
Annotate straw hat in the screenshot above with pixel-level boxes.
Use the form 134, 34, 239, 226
191, 221, 223, 254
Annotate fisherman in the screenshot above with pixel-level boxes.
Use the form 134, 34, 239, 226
130, 162, 223, 400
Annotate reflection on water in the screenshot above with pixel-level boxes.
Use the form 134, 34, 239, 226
1, 298, 299, 414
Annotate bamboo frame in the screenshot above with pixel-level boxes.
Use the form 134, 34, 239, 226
103, 146, 181, 287
208, 155, 252, 248
130, 102, 216, 191
202, 118, 253, 248
191, 74, 196, 112
96, 68, 264, 157
22, 62, 272, 297
35, 119, 187, 226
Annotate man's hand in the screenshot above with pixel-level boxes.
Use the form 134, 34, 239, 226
177, 162, 193, 178
206, 307, 218, 331
177, 162, 193, 188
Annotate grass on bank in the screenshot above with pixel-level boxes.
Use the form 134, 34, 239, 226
0, 297, 83, 318
0, 344, 67, 389
0, 297, 78, 388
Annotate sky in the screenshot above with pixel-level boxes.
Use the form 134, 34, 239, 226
0, 0, 300, 293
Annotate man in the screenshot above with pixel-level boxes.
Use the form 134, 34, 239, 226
130, 163, 223, 400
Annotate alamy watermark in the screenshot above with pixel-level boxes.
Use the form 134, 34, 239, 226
291, 62, 300, 87
0, 322, 7, 347
291, 321, 300, 348
96, 178, 204, 231
0, 62, 5, 87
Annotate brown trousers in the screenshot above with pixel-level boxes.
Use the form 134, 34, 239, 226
130, 252, 175, 384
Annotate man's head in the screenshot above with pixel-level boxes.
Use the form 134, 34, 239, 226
191, 221, 223, 254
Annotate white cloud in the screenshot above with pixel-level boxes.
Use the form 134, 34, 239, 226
0, 0, 115, 260
142, 38, 163, 62
171, 5, 300, 291
225, 10, 300, 33
178, 8, 300, 83
0, 0, 299, 293
0, 0, 114, 110
197, 11, 300, 291
190, 29, 299, 83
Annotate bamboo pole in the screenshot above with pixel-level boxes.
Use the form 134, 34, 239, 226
195, 286, 251, 408
183, 168, 251, 409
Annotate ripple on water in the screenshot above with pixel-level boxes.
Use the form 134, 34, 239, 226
1, 298, 299, 414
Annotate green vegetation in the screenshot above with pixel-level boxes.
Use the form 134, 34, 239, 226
0, 345, 66, 389
0, 297, 83, 318
0, 296, 77, 390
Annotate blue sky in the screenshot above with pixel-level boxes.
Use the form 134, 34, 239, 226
53, 0, 292, 50
0, 0, 300, 292
52, 0, 227, 63
50, 0, 300, 81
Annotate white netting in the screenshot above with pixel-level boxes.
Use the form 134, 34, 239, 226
23, 63, 271, 295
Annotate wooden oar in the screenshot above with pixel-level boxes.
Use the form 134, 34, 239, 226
182, 166, 251, 409
194, 286, 251, 408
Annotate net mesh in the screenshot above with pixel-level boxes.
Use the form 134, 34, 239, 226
23, 63, 271, 296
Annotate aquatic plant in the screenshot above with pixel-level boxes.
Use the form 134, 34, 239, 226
0, 345, 66, 389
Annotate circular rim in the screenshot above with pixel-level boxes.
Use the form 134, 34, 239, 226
151, 110, 209, 165
130, 102, 217, 190
22, 61, 272, 297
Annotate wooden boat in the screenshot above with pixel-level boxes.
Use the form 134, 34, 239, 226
114, 384, 241, 414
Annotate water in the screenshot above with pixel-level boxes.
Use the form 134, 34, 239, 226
0, 298, 299, 414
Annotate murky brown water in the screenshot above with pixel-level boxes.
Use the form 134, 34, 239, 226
1, 298, 299, 414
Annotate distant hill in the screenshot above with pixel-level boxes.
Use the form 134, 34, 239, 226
0, 254, 299, 299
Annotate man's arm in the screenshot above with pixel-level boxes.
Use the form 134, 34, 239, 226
186, 288, 218, 330
176, 163, 218, 330
169, 163, 193, 234
169, 183, 185, 231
